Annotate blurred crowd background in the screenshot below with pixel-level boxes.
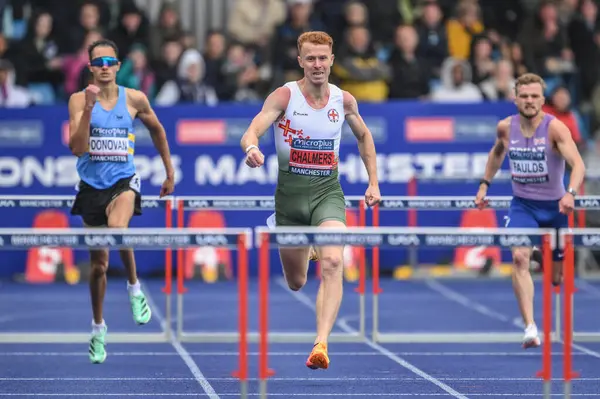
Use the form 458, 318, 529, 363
0, 0, 599, 142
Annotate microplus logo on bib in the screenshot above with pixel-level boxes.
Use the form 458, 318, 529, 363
89, 127, 129, 162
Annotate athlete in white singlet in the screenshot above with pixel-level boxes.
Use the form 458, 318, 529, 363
241, 31, 381, 370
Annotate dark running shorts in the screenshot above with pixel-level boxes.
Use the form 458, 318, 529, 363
71, 174, 142, 227
505, 196, 568, 261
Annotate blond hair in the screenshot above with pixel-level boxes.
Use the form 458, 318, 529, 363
297, 31, 334, 53
515, 73, 546, 95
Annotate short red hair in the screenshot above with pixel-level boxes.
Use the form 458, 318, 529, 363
297, 31, 333, 53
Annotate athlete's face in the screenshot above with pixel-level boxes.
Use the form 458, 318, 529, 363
88, 46, 121, 84
515, 83, 544, 119
298, 43, 334, 85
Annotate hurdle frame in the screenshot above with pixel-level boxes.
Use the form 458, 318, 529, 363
0, 226, 252, 349
0, 195, 175, 344
173, 195, 369, 343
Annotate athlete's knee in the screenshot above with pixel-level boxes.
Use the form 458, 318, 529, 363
90, 251, 109, 276
319, 252, 343, 279
512, 247, 530, 271
286, 275, 307, 291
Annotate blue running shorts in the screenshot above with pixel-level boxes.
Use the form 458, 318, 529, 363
504, 196, 568, 261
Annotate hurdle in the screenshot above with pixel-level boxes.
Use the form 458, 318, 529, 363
255, 226, 558, 399
367, 195, 600, 344
173, 195, 369, 343
0, 195, 175, 343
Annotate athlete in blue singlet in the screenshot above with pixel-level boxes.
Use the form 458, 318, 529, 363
68, 39, 175, 364
475, 73, 585, 349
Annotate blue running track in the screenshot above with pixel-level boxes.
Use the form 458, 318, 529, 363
1, 277, 600, 398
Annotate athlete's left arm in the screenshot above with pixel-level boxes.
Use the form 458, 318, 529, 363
344, 91, 378, 187
551, 119, 586, 193
130, 90, 175, 181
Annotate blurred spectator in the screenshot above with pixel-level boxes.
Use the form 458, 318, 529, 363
543, 86, 583, 145
567, 0, 600, 103
148, 2, 183, 60
508, 42, 529, 78
330, 0, 369, 51
65, 1, 103, 54
0, 34, 25, 86
227, 0, 286, 49
517, 0, 575, 77
61, 29, 102, 97
0, 59, 31, 107
202, 31, 228, 99
153, 38, 183, 95
332, 26, 390, 102
446, 0, 484, 60
431, 57, 482, 102
19, 10, 63, 103
469, 35, 495, 85
107, 3, 149, 59
272, 0, 325, 85
479, 59, 516, 101
366, 0, 402, 49
154, 48, 218, 106
387, 24, 430, 99
478, 0, 524, 42
117, 44, 155, 99
414, 0, 448, 79
220, 43, 261, 102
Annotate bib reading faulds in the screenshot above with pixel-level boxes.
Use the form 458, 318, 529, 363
509, 148, 548, 184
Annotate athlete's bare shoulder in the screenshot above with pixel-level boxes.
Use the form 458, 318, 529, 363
67, 91, 86, 115
342, 90, 358, 115
496, 116, 511, 139
124, 87, 148, 110
263, 85, 291, 112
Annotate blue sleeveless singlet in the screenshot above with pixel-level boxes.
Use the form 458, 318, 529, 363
76, 85, 136, 189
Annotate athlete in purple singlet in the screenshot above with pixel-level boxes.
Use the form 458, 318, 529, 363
475, 73, 586, 349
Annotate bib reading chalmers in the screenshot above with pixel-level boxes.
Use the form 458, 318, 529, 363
289, 138, 337, 176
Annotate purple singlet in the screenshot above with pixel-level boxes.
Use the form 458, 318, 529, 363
507, 114, 565, 201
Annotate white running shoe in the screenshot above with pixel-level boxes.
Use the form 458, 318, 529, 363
522, 324, 541, 349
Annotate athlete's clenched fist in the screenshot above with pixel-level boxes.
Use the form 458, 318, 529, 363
245, 146, 264, 168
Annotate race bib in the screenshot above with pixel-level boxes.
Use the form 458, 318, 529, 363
509, 148, 549, 184
288, 138, 336, 177
89, 127, 129, 162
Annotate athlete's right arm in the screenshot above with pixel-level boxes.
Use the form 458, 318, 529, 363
482, 118, 510, 184
68, 88, 97, 156
475, 118, 509, 207
240, 86, 289, 167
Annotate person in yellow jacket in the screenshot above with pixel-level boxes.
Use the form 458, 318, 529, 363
446, 0, 484, 60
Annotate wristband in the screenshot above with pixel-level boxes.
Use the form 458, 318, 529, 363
480, 179, 490, 187
245, 145, 258, 154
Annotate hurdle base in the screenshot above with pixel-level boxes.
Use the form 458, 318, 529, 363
0, 332, 169, 343
179, 331, 364, 343
372, 332, 561, 343
573, 332, 600, 342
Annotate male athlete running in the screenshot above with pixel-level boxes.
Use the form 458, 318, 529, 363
475, 73, 585, 348
241, 31, 380, 370
68, 39, 175, 363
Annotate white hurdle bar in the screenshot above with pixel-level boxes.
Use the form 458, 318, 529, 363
3, 194, 600, 346
0, 226, 252, 345
174, 195, 369, 343
256, 226, 557, 346
0, 196, 176, 344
